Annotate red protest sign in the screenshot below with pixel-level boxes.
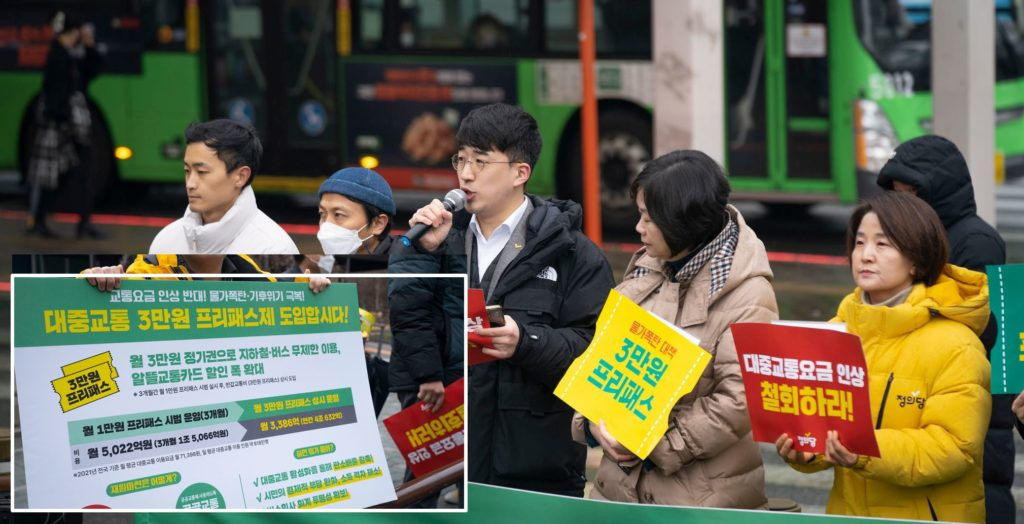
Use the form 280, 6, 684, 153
466, 288, 497, 366
382, 378, 465, 477
730, 323, 880, 457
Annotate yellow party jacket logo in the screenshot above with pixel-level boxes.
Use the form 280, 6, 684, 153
51, 351, 120, 412
555, 289, 711, 459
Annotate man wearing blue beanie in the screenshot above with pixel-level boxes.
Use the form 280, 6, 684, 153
316, 167, 396, 256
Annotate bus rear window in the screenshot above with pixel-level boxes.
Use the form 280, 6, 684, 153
544, 0, 650, 57
397, 0, 529, 52
854, 0, 1024, 92
359, 0, 384, 50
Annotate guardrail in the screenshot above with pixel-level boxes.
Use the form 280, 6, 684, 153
371, 460, 462, 509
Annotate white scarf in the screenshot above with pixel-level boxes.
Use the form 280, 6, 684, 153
179, 186, 258, 253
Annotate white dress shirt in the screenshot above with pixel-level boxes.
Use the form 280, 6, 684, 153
468, 197, 529, 279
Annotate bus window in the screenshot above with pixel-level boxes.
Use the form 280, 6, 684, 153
997, 17, 1024, 79
725, 0, 769, 179
785, 0, 831, 180
206, 0, 267, 134
358, 0, 384, 50
854, 0, 929, 92
398, 0, 528, 51
544, 0, 576, 53
284, 0, 336, 147
544, 0, 650, 57
854, 0, 1024, 94
140, 0, 186, 51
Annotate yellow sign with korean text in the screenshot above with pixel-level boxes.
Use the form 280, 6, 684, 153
51, 352, 120, 412
62, 351, 119, 379
555, 289, 711, 459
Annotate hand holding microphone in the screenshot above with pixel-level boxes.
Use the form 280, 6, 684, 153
401, 189, 466, 251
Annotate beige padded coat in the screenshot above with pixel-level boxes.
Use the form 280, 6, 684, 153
572, 206, 777, 508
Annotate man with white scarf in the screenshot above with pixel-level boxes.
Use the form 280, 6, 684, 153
149, 119, 299, 254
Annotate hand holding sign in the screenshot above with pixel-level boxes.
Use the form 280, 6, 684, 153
417, 380, 445, 413
555, 290, 710, 459
775, 433, 815, 465
592, 419, 637, 463
732, 322, 880, 458
383, 378, 465, 477
466, 289, 498, 365
1013, 390, 1024, 422
823, 430, 860, 467
83, 264, 125, 292
474, 316, 520, 360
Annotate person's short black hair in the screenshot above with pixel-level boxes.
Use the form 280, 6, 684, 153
184, 119, 263, 187
456, 103, 541, 169
629, 150, 731, 256
846, 191, 948, 286
357, 201, 393, 241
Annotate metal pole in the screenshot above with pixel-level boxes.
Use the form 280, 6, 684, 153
933, 0, 996, 225
579, 0, 602, 245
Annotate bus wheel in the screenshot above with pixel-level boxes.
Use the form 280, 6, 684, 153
563, 108, 651, 232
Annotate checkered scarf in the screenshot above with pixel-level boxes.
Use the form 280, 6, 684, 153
631, 213, 739, 297
27, 120, 76, 189
26, 93, 90, 189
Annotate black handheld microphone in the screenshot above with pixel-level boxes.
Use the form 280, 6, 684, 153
401, 189, 467, 247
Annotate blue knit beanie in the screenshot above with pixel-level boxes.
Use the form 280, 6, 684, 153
318, 167, 396, 216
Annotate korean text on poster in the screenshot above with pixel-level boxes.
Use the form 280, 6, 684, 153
382, 378, 465, 477
731, 322, 880, 457
555, 289, 710, 459
13, 278, 394, 509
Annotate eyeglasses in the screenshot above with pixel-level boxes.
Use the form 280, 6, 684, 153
451, 153, 517, 174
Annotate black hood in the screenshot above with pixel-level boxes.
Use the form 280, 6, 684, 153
876, 135, 976, 228
526, 195, 584, 233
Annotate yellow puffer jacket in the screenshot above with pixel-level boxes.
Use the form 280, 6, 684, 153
794, 264, 991, 523
125, 254, 277, 281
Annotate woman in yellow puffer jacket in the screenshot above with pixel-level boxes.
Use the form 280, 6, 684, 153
775, 191, 991, 523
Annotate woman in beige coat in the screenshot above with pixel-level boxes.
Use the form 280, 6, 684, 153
572, 150, 777, 507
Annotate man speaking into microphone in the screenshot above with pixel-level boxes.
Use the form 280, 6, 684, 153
389, 103, 614, 498
400, 188, 466, 246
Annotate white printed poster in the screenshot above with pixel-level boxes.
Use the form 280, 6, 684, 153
13, 278, 396, 509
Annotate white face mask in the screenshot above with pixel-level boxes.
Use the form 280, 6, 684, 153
316, 255, 335, 274
318, 221, 371, 255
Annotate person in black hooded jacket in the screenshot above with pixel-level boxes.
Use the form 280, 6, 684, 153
877, 134, 1010, 524
386, 258, 464, 507
395, 103, 615, 496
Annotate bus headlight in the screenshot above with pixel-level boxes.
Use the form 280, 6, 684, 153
855, 99, 899, 173
114, 146, 133, 160
360, 155, 380, 169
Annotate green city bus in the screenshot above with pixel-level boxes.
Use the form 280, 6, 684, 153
1, 0, 1022, 220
